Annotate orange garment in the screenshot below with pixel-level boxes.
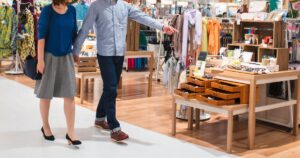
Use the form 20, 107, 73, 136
207, 19, 221, 55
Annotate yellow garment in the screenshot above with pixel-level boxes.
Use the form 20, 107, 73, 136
0, 6, 17, 58
18, 11, 36, 61
201, 18, 208, 52
207, 19, 221, 55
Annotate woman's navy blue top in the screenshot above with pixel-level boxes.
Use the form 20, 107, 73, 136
38, 4, 78, 56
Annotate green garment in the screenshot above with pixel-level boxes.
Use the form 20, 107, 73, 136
17, 11, 36, 61
270, 0, 279, 12
0, 6, 17, 58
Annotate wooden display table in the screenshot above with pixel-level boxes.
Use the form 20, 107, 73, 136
76, 71, 101, 104
215, 70, 300, 150
172, 95, 248, 153
76, 71, 123, 104
125, 51, 155, 97
76, 51, 154, 103
172, 70, 300, 152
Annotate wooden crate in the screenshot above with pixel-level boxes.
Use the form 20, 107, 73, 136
75, 57, 97, 72
258, 47, 289, 71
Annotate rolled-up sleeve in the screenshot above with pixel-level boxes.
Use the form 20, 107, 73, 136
73, 3, 97, 55
38, 7, 49, 40
127, 4, 163, 31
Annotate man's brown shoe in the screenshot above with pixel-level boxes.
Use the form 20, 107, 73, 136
111, 130, 129, 142
95, 120, 110, 130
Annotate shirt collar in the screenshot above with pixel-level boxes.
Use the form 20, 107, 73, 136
104, 0, 118, 5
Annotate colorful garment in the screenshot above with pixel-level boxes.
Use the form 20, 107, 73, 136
0, 6, 18, 58
18, 10, 36, 60
201, 18, 208, 52
207, 19, 221, 55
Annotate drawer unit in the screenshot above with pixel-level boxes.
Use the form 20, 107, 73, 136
205, 88, 241, 100
211, 80, 250, 104
180, 83, 205, 93
196, 95, 235, 106
174, 89, 199, 99
211, 80, 245, 92
186, 76, 215, 88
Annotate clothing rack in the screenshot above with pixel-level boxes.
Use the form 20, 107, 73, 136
0, 4, 14, 71
5, 0, 29, 75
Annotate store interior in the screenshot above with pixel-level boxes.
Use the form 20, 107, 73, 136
1, 0, 300, 157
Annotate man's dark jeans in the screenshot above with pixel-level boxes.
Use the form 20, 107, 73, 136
96, 55, 124, 131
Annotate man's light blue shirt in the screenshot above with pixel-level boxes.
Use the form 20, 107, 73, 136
73, 0, 164, 56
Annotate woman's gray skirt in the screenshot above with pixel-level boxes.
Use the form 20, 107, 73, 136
34, 52, 76, 99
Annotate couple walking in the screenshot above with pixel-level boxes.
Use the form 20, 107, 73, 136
34, 0, 176, 146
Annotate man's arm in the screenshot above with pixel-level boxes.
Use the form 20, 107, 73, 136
73, 4, 97, 55
127, 4, 177, 35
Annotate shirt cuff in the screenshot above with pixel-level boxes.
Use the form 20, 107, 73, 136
152, 22, 164, 31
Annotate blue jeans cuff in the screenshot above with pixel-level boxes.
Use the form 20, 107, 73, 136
96, 117, 106, 122
111, 127, 121, 132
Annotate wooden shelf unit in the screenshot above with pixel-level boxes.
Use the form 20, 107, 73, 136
258, 47, 289, 71
233, 21, 286, 48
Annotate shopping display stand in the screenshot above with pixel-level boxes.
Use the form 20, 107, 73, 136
172, 94, 248, 153
172, 70, 300, 153
216, 70, 300, 150
76, 70, 101, 104
126, 51, 155, 97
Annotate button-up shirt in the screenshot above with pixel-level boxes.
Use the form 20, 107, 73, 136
73, 0, 164, 56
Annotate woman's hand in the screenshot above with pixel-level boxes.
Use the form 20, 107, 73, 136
73, 54, 79, 65
37, 61, 45, 74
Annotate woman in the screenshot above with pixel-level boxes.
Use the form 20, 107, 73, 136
35, 0, 81, 146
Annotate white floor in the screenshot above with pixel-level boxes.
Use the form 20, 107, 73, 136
0, 78, 237, 158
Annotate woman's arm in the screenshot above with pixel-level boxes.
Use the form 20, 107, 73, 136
37, 6, 49, 74
37, 39, 45, 74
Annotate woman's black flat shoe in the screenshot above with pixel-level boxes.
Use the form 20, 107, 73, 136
66, 134, 82, 146
41, 127, 55, 141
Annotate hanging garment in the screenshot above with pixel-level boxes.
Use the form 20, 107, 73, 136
207, 19, 221, 55
201, 18, 208, 52
18, 10, 36, 60
0, 6, 18, 58
170, 14, 183, 58
13, 0, 35, 13
181, 9, 202, 66
163, 57, 181, 94
74, 2, 89, 21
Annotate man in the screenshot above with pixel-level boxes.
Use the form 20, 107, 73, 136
73, 0, 176, 142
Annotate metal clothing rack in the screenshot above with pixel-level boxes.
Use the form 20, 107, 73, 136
4, 0, 28, 75
5, 1, 34, 75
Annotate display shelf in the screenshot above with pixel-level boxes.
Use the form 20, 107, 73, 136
258, 47, 289, 71
233, 21, 286, 48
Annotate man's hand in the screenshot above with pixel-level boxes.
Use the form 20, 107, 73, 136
73, 54, 79, 65
163, 25, 178, 35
